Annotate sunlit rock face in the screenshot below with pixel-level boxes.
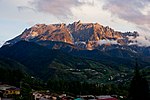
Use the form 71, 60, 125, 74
7, 23, 73, 45
6, 21, 149, 50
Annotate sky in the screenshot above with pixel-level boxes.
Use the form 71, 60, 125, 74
0, 0, 150, 45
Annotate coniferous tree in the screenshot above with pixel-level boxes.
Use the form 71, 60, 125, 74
128, 62, 149, 100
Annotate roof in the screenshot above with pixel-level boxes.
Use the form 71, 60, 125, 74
96, 95, 118, 100
0, 84, 18, 91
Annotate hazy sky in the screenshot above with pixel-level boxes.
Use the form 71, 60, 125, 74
0, 0, 150, 44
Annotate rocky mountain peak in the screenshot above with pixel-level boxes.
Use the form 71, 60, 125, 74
5, 21, 146, 50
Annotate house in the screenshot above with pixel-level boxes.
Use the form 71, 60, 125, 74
77, 95, 96, 100
96, 95, 118, 100
0, 84, 20, 97
3, 88, 20, 95
32, 91, 52, 100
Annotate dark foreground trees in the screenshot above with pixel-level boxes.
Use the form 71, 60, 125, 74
128, 67, 149, 100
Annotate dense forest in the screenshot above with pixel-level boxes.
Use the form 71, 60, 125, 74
0, 66, 149, 100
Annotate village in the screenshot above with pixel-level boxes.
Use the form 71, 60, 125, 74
0, 84, 125, 100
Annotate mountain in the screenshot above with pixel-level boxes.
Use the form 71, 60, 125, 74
0, 41, 138, 83
0, 41, 57, 75
0, 41, 150, 83
1, 21, 150, 83
5, 23, 73, 45
5, 21, 148, 47
4, 21, 150, 58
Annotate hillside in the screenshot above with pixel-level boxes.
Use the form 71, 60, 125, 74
0, 41, 136, 83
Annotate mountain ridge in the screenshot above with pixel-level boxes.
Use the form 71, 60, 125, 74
5, 20, 149, 50
3, 21, 150, 64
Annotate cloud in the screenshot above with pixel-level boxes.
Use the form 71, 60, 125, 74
135, 36, 150, 47
30, 0, 94, 18
18, 6, 36, 12
103, 0, 150, 33
97, 39, 118, 45
138, 25, 150, 33
103, 0, 150, 25
127, 34, 150, 47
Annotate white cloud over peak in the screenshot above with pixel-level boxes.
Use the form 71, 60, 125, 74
30, 0, 94, 18
103, 0, 150, 25
103, 0, 150, 33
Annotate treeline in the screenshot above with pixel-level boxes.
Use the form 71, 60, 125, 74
46, 67, 149, 100
47, 79, 128, 96
0, 63, 149, 100
0, 68, 24, 86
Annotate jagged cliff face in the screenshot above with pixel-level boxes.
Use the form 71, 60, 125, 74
9, 23, 73, 45
67, 20, 128, 50
26, 24, 73, 44
6, 21, 142, 50
67, 21, 124, 42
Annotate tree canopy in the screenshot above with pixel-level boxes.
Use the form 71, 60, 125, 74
128, 65, 149, 100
